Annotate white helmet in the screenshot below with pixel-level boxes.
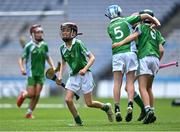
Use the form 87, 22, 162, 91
29, 24, 44, 42
105, 5, 122, 20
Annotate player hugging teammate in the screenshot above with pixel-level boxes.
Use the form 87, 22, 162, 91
106, 4, 164, 124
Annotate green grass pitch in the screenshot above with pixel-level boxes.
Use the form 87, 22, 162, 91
0, 97, 180, 131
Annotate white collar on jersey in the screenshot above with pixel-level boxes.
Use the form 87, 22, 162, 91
110, 17, 122, 23
63, 38, 76, 50
31, 40, 43, 48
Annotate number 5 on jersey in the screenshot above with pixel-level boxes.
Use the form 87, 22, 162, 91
114, 26, 124, 40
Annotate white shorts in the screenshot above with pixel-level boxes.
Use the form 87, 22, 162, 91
137, 56, 160, 76
65, 71, 95, 95
112, 52, 138, 74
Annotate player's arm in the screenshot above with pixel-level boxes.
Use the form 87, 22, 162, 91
129, 12, 160, 26
159, 44, 164, 61
46, 56, 56, 70
130, 12, 139, 16
79, 53, 95, 75
112, 32, 139, 49
18, 57, 26, 75
84, 53, 95, 70
140, 14, 161, 26
157, 30, 165, 61
57, 58, 66, 81
45, 45, 55, 70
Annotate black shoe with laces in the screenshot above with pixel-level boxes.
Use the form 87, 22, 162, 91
125, 102, 133, 122
137, 110, 146, 121
125, 106, 133, 122
143, 110, 154, 124
74, 115, 83, 126
149, 114, 156, 123
115, 111, 122, 122
114, 106, 122, 122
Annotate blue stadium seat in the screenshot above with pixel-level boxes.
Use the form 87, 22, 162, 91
0, 0, 179, 77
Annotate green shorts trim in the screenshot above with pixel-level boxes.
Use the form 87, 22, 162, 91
27, 76, 45, 86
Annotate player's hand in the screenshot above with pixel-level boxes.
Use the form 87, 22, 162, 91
55, 78, 62, 85
52, 66, 56, 72
112, 43, 118, 49
112, 44, 116, 49
21, 69, 26, 75
112, 42, 123, 49
150, 24, 156, 29
54, 62, 61, 72
79, 68, 87, 76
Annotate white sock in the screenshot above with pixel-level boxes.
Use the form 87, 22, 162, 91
27, 108, 32, 114
144, 105, 151, 113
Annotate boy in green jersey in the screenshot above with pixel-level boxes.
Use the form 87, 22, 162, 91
112, 9, 165, 124
17, 24, 55, 119
105, 5, 160, 122
57, 22, 113, 126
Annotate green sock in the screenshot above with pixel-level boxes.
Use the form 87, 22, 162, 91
101, 104, 109, 112
134, 91, 145, 111
74, 115, 83, 125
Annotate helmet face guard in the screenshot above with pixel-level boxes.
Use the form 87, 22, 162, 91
30, 24, 44, 42
60, 22, 78, 42
105, 5, 122, 20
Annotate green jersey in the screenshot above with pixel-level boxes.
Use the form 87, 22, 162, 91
21, 40, 49, 77
135, 23, 165, 59
60, 38, 90, 75
107, 15, 141, 55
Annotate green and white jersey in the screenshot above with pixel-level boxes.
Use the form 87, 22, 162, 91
60, 38, 91, 75
107, 15, 141, 55
135, 23, 165, 59
21, 40, 49, 77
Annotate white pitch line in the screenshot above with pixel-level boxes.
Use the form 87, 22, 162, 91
0, 103, 67, 108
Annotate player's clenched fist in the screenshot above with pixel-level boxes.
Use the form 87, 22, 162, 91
55, 78, 62, 85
